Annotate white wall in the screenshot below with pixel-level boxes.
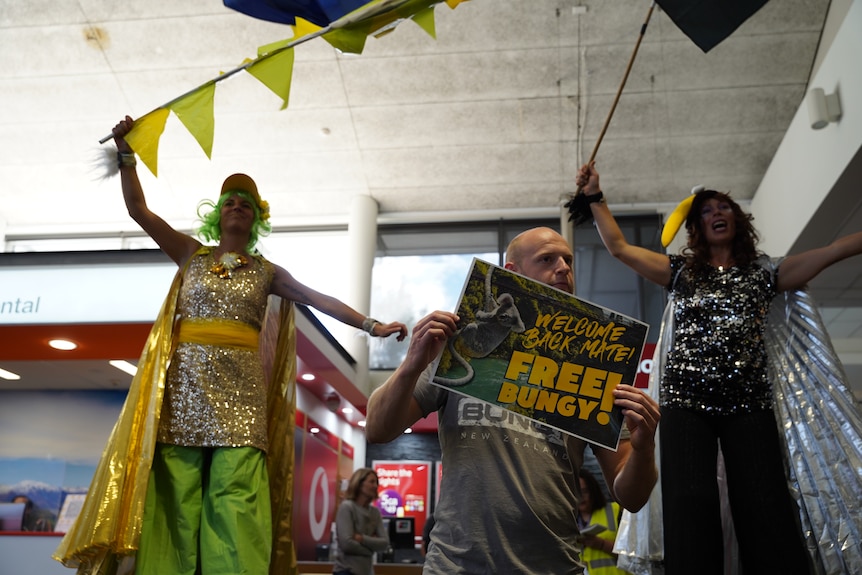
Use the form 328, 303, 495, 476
750, 0, 862, 256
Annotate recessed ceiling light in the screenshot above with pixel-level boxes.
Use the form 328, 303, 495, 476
404, 428, 413, 434
109, 360, 138, 376
300, 373, 316, 381
0, 367, 21, 381
49, 339, 77, 350
342, 407, 354, 415
358, 420, 366, 427
309, 427, 320, 434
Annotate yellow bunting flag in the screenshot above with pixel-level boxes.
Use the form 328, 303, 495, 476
246, 47, 296, 110
290, 17, 322, 41
169, 83, 216, 159
367, 0, 437, 37
258, 37, 292, 57
324, 26, 370, 54
125, 108, 170, 177
101, 0, 473, 178
412, 6, 436, 38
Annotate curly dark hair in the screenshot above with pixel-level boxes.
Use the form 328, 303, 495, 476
681, 189, 761, 274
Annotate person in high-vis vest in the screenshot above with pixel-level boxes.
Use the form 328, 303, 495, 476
577, 468, 632, 575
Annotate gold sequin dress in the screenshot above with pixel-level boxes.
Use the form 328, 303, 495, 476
54, 246, 299, 575
159, 248, 274, 451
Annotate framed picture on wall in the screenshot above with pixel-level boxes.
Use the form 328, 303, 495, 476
55, 493, 86, 534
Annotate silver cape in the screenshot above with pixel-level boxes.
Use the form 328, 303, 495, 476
615, 259, 862, 575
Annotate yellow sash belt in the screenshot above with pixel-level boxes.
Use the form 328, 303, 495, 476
177, 318, 259, 350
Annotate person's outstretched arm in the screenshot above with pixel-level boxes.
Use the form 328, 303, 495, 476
113, 116, 200, 267
577, 161, 673, 288
777, 229, 862, 292
270, 264, 407, 340
365, 311, 458, 443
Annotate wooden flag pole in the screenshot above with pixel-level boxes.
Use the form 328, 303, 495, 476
585, 1, 656, 168
97, 27, 330, 145
565, 1, 656, 227
98, 0, 449, 144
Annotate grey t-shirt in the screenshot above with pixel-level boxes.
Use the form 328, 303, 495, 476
415, 366, 629, 574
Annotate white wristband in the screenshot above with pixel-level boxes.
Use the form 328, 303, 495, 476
362, 317, 379, 335
117, 152, 137, 169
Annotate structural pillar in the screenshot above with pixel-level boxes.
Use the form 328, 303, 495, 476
346, 194, 379, 396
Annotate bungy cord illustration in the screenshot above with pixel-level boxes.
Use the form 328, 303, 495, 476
433, 264, 525, 386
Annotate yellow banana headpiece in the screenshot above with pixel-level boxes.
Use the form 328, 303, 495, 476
660, 185, 705, 248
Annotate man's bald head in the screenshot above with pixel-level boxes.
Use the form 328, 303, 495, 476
505, 227, 574, 293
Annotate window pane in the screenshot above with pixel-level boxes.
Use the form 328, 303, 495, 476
573, 215, 664, 342
258, 230, 355, 348
369, 252, 498, 369
369, 219, 561, 369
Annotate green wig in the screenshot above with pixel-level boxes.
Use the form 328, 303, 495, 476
195, 190, 272, 252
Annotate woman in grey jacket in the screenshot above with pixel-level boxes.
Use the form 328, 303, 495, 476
333, 468, 390, 575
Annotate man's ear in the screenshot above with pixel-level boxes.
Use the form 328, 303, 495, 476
504, 262, 516, 271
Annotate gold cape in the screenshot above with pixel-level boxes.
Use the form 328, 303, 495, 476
53, 251, 298, 575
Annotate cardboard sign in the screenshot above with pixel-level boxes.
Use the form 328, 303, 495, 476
431, 259, 648, 450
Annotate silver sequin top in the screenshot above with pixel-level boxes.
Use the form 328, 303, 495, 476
661, 255, 777, 414
157, 248, 275, 450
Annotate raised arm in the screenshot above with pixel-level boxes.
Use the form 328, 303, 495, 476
365, 311, 458, 443
113, 116, 200, 266
576, 162, 673, 288
776, 229, 862, 292
270, 264, 407, 340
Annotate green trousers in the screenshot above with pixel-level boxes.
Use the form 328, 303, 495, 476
136, 444, 271, 575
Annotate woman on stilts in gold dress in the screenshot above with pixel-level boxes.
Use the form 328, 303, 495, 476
54, 116, 407, 575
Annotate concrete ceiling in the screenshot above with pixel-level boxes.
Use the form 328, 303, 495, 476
2, 0, 861, 400
0, 0, 836, 233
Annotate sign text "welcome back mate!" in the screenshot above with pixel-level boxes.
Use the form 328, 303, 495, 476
432, 259, 648, 450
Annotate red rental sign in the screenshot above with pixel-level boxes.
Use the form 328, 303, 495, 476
294, 427, 339, 560
372, 460, 432, 548
634, 342, 656, 389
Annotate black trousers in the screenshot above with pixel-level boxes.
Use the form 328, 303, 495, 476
660, 407, 812, 574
